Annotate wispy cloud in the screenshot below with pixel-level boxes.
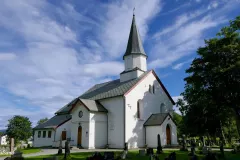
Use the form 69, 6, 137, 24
148, 0, 239, 69
172, 59, 193, 70
0, 0, 162, 128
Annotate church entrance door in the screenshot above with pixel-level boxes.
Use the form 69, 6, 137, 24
78, 126, 82, 146
166, 124, 171, 145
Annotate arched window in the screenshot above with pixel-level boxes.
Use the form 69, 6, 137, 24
160, 103, 165, 113
137, 100, 140, 119
149, 85, 152, 93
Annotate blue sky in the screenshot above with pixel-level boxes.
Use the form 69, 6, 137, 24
0, 0, 239, 129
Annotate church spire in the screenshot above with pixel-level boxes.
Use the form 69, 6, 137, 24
123, 13, 147, 59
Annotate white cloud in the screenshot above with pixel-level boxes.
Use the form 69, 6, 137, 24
149, 4, 231, 69
172, 59, 193, 70
0, 53, 16, 61
208, 1, 219, 10
0, 0, 162, 128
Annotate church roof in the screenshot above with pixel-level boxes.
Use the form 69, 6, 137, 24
123, 14, 147, 59
56, 98, 108, 114
55, 70, 151, 114
34, 114, 71, 130
144, 113, 176, 126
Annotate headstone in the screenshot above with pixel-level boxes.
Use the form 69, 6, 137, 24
167, 152, 176, 160
156, 134, 162, 154
146, 148, 154, 155
189, 139, 196, 156
124, 142, 128, 151
87, 152, 104, 160
121, 150, 128, 159
64, 140, 70, 159
180, 135, 187, 151
139, 149, 146, 156
11, 150, 23, 160
202, 146, 208, 155
104, 151, 114, 160
58, 138, 62, 155
220, 136, 224, 157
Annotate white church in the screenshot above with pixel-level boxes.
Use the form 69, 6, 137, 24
33, 14, 178, 149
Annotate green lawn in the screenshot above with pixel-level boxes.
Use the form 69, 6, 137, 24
20, 148, 41, 154
24, 150, 240, 160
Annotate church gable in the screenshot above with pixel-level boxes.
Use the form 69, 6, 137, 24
124, 70, 175, 105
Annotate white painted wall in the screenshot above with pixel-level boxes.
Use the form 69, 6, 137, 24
33, 129, 54, 147
99, 97, 124, 148
145, 115, 178, 148
124, 55, 147, 72
0, 135, 7, 145
89, 112, 107, 149
133, 55, 147, 71
125, 71, 174, 148
70, 102, 90, 148
146, 126, 161, 148
160, 115, 178, 146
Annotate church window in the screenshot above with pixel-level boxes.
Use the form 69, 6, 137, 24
149, 85, 152, 93
79, 111, 83, 118
38, 131, 41, 138
137, 100, 140, 119
62, 131, 66, 140
43, 131, 46, 138
48, 131, 52, 138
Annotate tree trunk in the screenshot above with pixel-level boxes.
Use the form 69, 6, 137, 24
220, 121, 227, 145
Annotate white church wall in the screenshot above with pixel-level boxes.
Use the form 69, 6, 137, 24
33, 129, 55, 147
160, 115, 178, 145
145, 126, 161, 148
54, 120, 71, 148
133, 55, 147, 71
99, 96, 124, 148
70, 102, 90, 148
125, 71, 174, 148
124, 55, 133, 71
89, 112, 107, 149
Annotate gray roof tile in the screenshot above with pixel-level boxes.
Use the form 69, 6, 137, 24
144, 113, 169, 126
55, 71, 151, 114
34, 114, 71, 129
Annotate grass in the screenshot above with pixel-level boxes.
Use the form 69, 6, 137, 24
19, 148, 41, 154
24, 150, 240, 160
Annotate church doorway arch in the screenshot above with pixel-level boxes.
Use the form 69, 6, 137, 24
166, 124, 171, 145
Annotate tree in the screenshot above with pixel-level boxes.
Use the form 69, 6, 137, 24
37, 117, 49, 125
180, 16, 240, 137
6, 115, 32, 144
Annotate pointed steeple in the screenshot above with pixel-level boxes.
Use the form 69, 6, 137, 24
123, 13, 147, 59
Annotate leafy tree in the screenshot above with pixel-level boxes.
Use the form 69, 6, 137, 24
37, 117, 49, 125
180, 16, 240, 137
6, 115, 32, 144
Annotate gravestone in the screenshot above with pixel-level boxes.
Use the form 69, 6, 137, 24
64, 140, 70, 159
58, 138, 62, 155
11, 150, 23, 160
121, 150, 128, 159
165, 152, 176, 160
156, 134, 162, 154
180, 135, 188, 151
104, 151, 114, 160
146, 148, 154, 155
220, 136, 224, 157
189, 139, 196, 156
124, 142, 128, 151
139, 149, 146, 156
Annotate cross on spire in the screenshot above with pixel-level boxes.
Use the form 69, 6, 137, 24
133, 7, 135, 16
